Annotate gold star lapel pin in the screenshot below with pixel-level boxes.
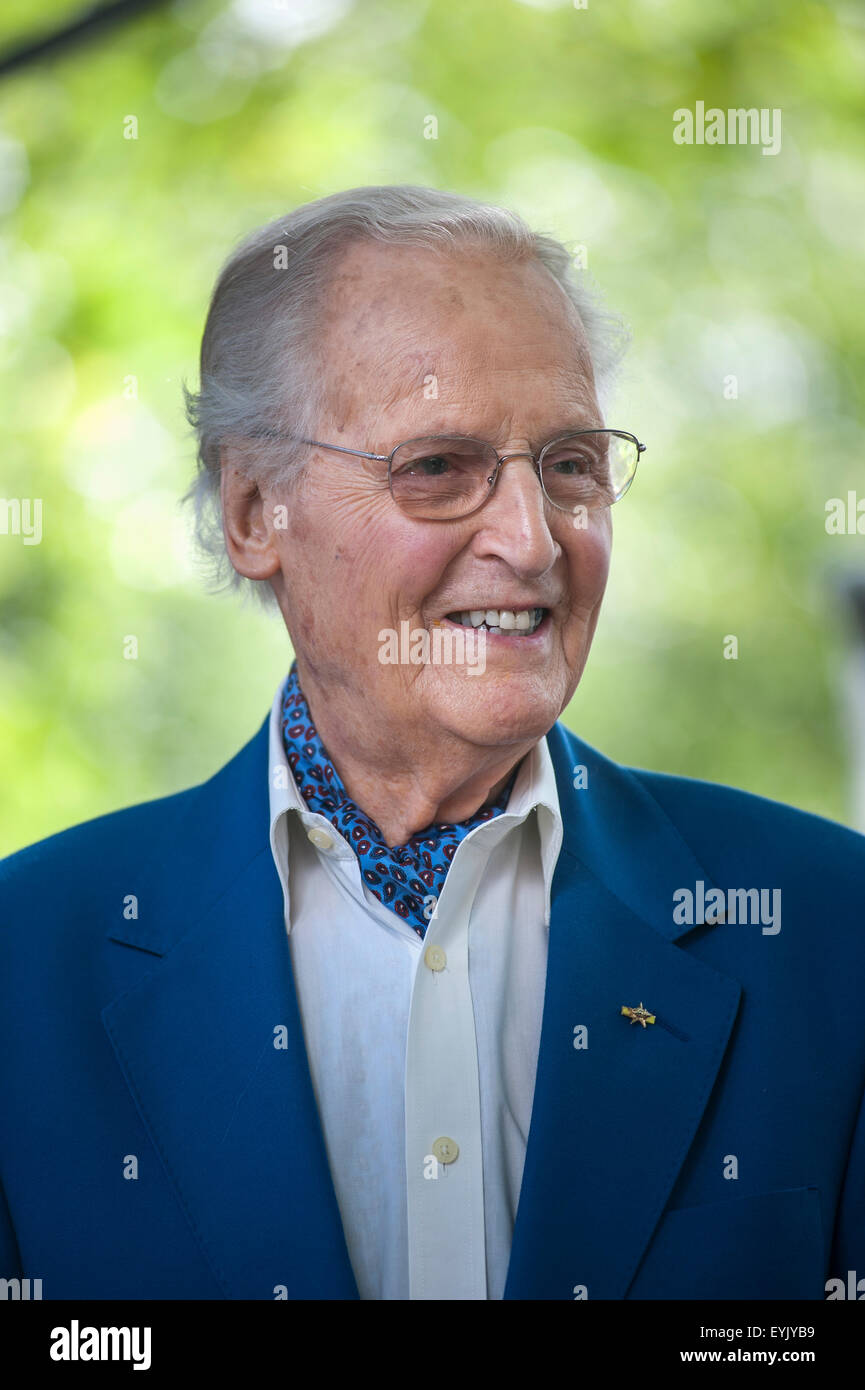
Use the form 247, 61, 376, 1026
621, 1001, 656, 1028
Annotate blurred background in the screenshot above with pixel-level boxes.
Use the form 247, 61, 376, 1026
1, 0, 863, 855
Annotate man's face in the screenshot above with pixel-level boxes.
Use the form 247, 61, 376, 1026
267, 241, 611, 752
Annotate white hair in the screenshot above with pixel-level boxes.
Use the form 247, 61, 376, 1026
182, 183, 630, 607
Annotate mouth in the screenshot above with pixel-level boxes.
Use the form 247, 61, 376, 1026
444, 607, 548, 635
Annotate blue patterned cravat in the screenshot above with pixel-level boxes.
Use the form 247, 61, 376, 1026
280, 663, 519, 938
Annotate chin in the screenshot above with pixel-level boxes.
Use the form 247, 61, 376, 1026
430, 672, 564, 748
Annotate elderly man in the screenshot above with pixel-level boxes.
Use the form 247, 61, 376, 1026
1, 185, 864, 1303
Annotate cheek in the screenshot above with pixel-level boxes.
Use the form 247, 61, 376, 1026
354, 526, 461, 611
589, 530, 612, 590
279, 506, 459, 624
564, 518, 612, 606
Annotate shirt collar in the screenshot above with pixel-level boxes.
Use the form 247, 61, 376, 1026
267, 675, 564, 928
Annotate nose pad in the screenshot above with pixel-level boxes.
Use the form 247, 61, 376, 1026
486, 454, 536, 488
497, 452, 536, 467
492, 453, 543, 499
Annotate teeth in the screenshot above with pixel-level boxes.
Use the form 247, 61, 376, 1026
447, 608, 544, 634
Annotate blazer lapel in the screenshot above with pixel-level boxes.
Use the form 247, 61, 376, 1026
102, 720, 359, 1300
504, 722, 742, 1300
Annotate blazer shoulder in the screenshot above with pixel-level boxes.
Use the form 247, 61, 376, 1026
0, 717, 272, 986
0, 714, 270, 920
553, 720, 865, 886
630, 763, 865, 875
0, 782, 202, 905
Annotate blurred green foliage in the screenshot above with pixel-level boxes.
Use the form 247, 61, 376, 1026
1, 0, 864, 853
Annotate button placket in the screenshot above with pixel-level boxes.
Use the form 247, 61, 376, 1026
405, 844, 487, 1299
424, 944, 447, 973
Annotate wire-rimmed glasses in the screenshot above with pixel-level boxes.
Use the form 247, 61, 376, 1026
252, 428, 646, 521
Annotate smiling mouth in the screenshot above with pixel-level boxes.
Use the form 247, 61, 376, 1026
445, 607, 547, 634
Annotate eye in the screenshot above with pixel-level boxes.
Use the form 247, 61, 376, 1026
410, 454, 452, 476
548, 451, 596, 476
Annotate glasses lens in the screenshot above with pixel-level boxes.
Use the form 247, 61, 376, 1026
389, 437, 498, 518
539, 431, 638, 509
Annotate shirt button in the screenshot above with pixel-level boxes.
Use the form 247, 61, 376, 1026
432, 1136, 459, 1165
307, 827, 334, 851
424, 944, 447, 972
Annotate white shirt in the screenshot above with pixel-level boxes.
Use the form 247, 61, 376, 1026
267, 679, 563, 1299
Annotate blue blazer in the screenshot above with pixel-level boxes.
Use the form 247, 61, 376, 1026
1, 717, 864, 1300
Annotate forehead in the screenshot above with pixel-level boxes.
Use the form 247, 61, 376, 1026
316, 240, 597, 436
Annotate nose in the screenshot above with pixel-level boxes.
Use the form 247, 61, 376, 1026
471, 452, 561, 576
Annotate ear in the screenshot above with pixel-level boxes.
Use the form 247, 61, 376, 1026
220, 453, 282, 581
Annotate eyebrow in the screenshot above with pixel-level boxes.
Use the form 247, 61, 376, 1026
402, 421, 605, 445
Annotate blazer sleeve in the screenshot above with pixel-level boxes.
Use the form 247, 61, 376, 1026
828, 1072, 865, 1286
